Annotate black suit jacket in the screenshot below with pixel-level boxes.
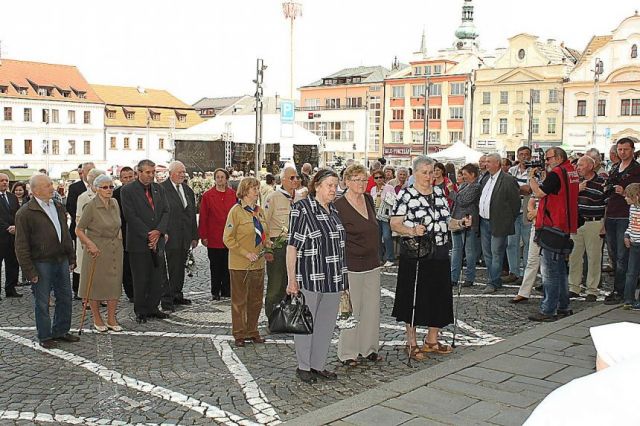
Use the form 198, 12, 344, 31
66, 180, 87, 238
113, 185, 128, 248
0, 192, 19, 244
161, 179, 198, 251
121, 180, 170, 253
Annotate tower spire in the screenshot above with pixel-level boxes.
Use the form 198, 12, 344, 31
413, 27, 428, 59
454, 0, 479, 50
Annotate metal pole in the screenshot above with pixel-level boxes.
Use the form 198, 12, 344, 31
592, 58, 603, 147
364, 92, 369, 167
254, 58, 265, 180
527, 90, 534, 149
423, 77, 430, 155
290, 17, 294, 100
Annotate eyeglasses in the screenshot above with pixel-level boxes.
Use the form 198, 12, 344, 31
544, 156, 556, 162
99, 185, 115, 190
289, 175, 301, 181
374, 176, 385, 180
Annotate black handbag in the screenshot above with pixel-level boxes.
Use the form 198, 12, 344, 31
399, 193, 437, 260
534, 167, 574, 255
267, 293, 314, 334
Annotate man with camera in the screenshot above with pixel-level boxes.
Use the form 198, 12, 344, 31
603, 138, 640, 305
528, 147, 579, 322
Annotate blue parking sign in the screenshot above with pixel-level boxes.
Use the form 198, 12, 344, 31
281, 100, 294, 123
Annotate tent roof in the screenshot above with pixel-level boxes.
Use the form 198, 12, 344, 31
174, 114, 319, 146
430, 141, 483, 163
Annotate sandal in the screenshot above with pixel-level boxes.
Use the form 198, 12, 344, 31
366, 352, 384, 362
341, 359, 358, 367
421, 341, 453, 354
406, 345, 426, 361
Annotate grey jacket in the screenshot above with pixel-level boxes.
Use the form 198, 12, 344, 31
448, 181, 481, 231
482, 171, 521, 237
160, 179, 198, 251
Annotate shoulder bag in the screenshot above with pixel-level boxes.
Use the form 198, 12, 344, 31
268, 293, 314, 334
534, 167, 574, 255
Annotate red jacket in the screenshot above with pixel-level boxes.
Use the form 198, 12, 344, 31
198, 187, 237, 249
535, 161, 579, 234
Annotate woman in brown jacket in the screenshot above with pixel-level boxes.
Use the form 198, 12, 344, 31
75, 174, 124, 332
223, 177, 271, 347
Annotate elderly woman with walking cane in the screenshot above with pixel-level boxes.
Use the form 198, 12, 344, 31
75, 174, 124, 332
390, 156, 471, 361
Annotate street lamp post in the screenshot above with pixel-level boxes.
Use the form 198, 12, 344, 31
422, 77, 431, 155
254, 58, 267, 179
526, 90, 534, 149
592, 58, 604, 147
282, 2, 303, 101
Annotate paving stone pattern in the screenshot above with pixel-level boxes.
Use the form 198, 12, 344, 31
0, 246, 618, 424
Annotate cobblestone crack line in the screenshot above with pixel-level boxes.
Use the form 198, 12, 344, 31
0, 330, 256, 426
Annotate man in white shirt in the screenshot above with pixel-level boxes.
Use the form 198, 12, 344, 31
479, 153, 521, 293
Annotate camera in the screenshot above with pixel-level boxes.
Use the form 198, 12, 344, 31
524, 148, 546, 170
603, 171, 621, 196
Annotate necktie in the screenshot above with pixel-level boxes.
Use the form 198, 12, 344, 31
145, 186, 155, 210
177, 184, 187, 208
0, 193, 9, 210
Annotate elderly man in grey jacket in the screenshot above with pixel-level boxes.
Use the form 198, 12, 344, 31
478, 153, 521, 294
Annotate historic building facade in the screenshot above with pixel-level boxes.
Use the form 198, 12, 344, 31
472, 34, 579, 157
563, 13, 640, 153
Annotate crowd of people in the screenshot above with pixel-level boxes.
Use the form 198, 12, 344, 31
0, 137, 638, 382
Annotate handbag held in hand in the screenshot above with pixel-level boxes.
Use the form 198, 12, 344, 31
268, 293, 314, 334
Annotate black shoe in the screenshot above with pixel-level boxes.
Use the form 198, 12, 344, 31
161, 303, 175, 312
53, 333, 80, 343
136, 314, 147, 324
604, 292, 623, 305
174, 298, 192, 305
462, 281, 474, 288
534, 285, 544, 292
211, 294, 221, 301
311, 369, 338, 380
585, 294, 597, 302
557, 309, 574, 318
150, 311, 170, 319
40, 339, 57, 349
568, 291, 581, 299
73, 294, 82, 301
5, 291, 22, 298
296, 368, 317, 383
528, 312, 557, 322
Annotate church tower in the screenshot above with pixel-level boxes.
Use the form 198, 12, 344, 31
453, 0, 479, 50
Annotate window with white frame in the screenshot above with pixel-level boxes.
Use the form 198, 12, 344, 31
547, 117, 557, 134
449, 131, 463, 143
52, 140, 59, 155
392, 109, 404, 120
450, 82, 465, 95
84, 140, 91, 155
4, 139, 12, 154
532, 118, 539, 134
429, 83, 442, 96
548, 89, 559, 103
499, 118, 508, 134
68, 140, 76, 155
325, 98, 340, 109
598, 99, 606, 117
413, 66, 422, 75
424, 65, 432, 75
429, 131, 440, 143
391, 131, 403, 143
434, 65, 442, 75
412, 131, 424, 144
412, 108, 425, 120
449, 107, 463, 119
515, 118, 523, 134
428, 108, 441, 120
531, 89, 540, 104
391, 86, 404, 98
412, 84, 426, 98
482, 92, 491, 104
500, 91, 508, 104
577, 100, 587, 116
110, 137, 116, 149
304, 98, 320, 110
346, 97, 362, 108
482, 119, 490, 134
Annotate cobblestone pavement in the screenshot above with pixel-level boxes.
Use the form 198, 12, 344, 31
0, 246, 615, 425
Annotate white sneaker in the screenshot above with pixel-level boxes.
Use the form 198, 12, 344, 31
383, 261, 394, 268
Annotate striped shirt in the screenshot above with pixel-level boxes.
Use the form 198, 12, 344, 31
625, 204, 640, 243
578, 175, 607, 221
288, 196, 348, 293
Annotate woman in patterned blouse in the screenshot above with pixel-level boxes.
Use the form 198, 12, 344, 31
390, 155, 470, 361
286, 169, 348, 384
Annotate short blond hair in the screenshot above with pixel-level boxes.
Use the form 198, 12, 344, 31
625, 183, 640, 204
343, 164, 367, 182
236, 177, 260, 199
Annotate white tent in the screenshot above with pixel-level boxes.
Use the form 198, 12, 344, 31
430, 141, 483, 164
174, 114, 319, 161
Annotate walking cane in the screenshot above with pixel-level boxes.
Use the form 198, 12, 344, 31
407, 219, 425, 368
77, 258, 98, 336
451, 223, 470, 349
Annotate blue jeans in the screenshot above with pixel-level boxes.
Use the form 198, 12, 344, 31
379, 220, 394, 262
451, 229, 479, 283
31, 260, 72, 342
605, 218, 630, 294
539, 248, 570, 315
624, 243, 640, 304
507, 214, 531, 277
480, 218, 508, 289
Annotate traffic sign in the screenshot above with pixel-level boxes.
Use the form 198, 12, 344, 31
281, 100, 295, 123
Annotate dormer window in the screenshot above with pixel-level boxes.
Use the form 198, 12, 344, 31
71, 87, 86, 99
0, 86, 7, 94
176, 112, 187, 123
124, 108, 135, 120
149, 110, 160, 121
106, 109, 116, 119
38, 87, 52, 96
434, 65, 442, 75
632, 44, 638, 59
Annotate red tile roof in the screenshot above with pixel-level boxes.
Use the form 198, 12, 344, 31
0, 59, 102, 103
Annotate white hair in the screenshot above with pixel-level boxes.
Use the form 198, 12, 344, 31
93, 174, 113, 187
412, 155, 435, 171
168, 160, 185, 173
29, 174, 51, 190
280, 165, 298, 179
486, 153, 501, 162
87, 169, 106, 186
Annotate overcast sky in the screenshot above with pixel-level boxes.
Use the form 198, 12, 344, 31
1, 0, 638, 104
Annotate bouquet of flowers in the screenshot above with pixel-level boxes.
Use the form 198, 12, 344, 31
264, 227, 288, 255
185, 249, 197, 277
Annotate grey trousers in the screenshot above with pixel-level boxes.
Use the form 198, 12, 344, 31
338, 269, 381, 361
294, 290, 340, 371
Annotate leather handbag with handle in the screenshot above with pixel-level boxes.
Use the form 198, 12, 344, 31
268, 293, 314, 334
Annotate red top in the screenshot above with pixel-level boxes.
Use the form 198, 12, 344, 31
366, 175, 376, 194
198, 187, 237, 248
535, 161, 579, 234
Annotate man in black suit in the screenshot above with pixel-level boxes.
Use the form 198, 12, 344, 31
160, 161, 198, 311
66, 162, 94, 299
0, 173, 20, 298
113, 166, 136, 302
121, 159, 170, 323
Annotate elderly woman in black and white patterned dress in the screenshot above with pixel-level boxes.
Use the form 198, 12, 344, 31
390, 155, 471, 361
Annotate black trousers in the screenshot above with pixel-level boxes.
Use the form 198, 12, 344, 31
0, 241, 19, 294
162, 249, 188, 305
122, 251, 134, 299
208, 248, 230, 297
129, 250, 163, 315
